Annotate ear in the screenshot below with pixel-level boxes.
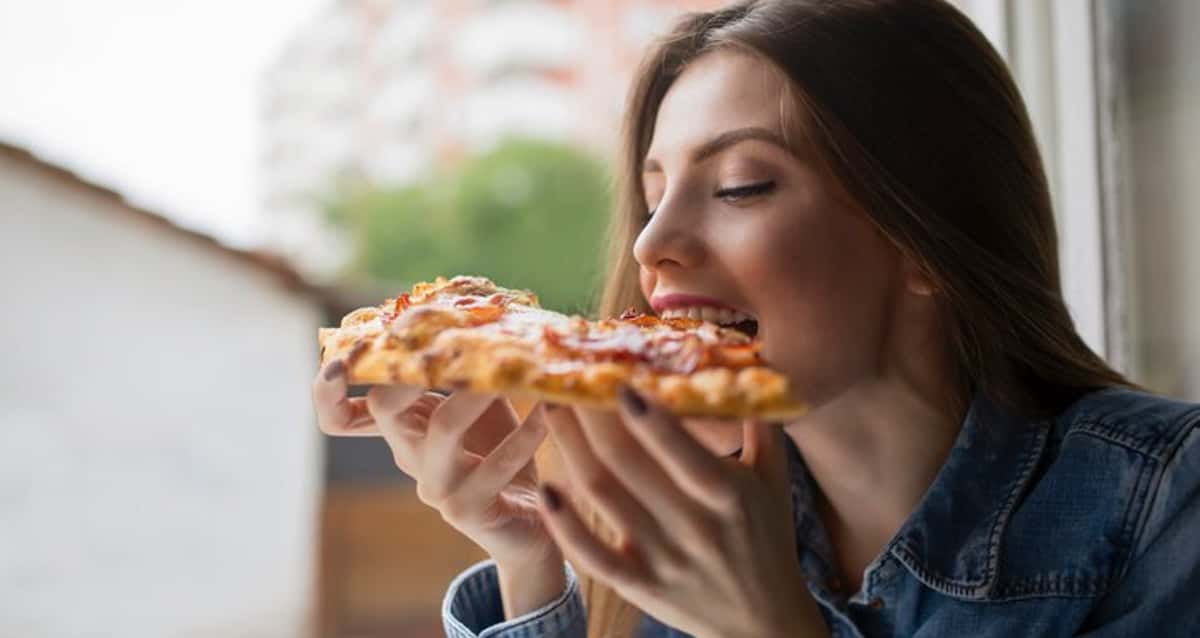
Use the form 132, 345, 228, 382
902, 256, 936, 296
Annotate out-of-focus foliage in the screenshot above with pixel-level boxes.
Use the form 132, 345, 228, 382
324, 139, 611, 314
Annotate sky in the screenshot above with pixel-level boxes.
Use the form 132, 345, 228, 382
0, 0, 326, 247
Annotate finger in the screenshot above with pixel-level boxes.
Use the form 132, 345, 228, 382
616, 386, 735, 511
542, 404, 673, 552
421, 391, 506, 491
366, 384, 427, 429
539, 482, 650, 595
313, 359, 375, 435
741, 419, 790, 498
570, 405, 713, 545
376, 391, 445, 475
460, 397, 521, 457
456, 407, 549, 503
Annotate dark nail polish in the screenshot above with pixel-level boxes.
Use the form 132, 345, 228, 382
540, 484, 562, 511
618, 386, 647, 415
324, 360, 346, 381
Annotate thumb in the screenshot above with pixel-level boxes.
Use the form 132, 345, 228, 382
741, 419, 791, 497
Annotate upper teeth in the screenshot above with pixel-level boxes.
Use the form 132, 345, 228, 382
660, 305, 754, 325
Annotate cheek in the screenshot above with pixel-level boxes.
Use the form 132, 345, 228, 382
742, 201, 896, 307
749, 208, 902, 387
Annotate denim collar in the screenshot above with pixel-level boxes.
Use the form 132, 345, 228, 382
786, 392, 1051, 601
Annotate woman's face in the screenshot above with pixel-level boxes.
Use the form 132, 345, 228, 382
637, 51, 911, 454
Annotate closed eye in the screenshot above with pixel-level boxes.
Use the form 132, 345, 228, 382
714, 180, 775, 203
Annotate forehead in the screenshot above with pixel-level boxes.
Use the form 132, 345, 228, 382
647, 50, 789, 160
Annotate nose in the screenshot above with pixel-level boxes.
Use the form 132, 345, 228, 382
632, 193, 705, 271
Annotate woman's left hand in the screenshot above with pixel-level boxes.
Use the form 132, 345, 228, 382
538, 387, 829, 638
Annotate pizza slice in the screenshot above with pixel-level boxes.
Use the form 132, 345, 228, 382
318, 275, 805, 419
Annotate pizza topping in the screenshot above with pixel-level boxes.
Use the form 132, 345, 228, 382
647, 333, 707, 374
388, 306, 468, 348
538, 320, 760, 374
464, 304, 505, 325
394, 293, 411, 313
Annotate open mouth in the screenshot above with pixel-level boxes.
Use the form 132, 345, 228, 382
727, 318, 759, 339
660, 306, 760, 339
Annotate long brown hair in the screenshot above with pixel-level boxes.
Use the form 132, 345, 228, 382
576, 0, 1132, 634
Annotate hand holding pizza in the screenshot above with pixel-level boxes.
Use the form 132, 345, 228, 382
312, 359, 567, 613
537, 387, 828, 638
313, 276, 812, 624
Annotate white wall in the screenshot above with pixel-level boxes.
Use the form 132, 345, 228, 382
0, 154, 323, 637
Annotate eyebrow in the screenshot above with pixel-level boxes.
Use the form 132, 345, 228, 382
643, 126, 791, 173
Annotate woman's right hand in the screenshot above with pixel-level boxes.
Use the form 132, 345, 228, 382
311, 358, 560, 571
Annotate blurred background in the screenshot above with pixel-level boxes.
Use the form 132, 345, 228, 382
0, 0, 1196, 636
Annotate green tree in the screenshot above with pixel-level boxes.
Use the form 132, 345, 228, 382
324, 138, 612, 314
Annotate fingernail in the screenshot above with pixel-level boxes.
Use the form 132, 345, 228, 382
324, 360, 346, 381
544, 402, 563, 412
618, 385, 647, 416
540, 484, 562, 511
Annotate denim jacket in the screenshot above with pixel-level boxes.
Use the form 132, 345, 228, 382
442, 388, 1200, 637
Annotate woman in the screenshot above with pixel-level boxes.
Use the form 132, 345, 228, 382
313, 1, 1200, 636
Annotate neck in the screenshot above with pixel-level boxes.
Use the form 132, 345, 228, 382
784, 378, 966, 590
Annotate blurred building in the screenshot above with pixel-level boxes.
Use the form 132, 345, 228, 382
259, 0, 724, 278
0, 141, 325, 637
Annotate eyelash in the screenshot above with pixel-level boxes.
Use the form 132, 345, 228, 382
715, 180, 776, 202
646, 180, 776, 217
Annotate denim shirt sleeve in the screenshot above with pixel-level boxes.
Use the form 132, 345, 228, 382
1077, 423, 1200, 637
442, 558, 587, 638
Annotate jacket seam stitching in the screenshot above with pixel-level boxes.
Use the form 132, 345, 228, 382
889, 423, 1050, 599
1068, 425, 1165, 460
